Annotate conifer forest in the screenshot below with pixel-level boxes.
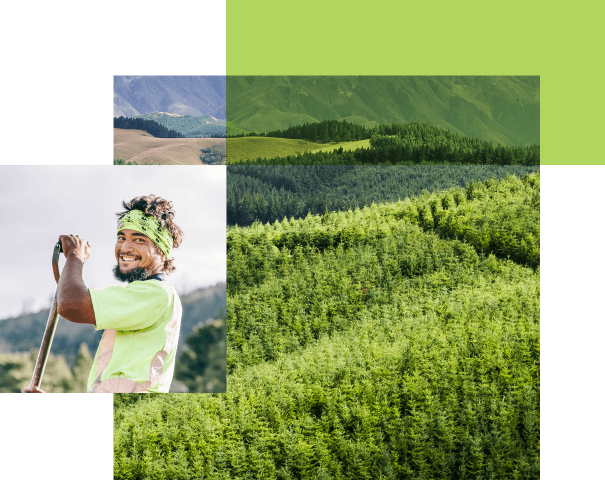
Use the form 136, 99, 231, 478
114, 169, 540, 479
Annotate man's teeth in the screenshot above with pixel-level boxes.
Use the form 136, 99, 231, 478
121, 256, 138, 261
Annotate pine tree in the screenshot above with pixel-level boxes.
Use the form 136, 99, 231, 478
69, 343, 93, 393
321, 124, 329, 142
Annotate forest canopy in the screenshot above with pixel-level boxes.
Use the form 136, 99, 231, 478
227, 164, 540, 227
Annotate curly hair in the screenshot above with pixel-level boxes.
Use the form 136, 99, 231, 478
116, 195, 184, 275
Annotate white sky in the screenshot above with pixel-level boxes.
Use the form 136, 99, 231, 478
0, 166, 226, 320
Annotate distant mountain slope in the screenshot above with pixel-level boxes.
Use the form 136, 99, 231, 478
135, 112, 226, 137
227, 76, 539, 146
0, 283, 226, 365
226, 120, 252, 136
114, 92, 139, 117
114, 76, 226, 119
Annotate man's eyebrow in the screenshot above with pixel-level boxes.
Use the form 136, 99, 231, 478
117, 230, 149, 239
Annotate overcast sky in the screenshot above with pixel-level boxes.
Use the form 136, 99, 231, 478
0, 166, 226, 320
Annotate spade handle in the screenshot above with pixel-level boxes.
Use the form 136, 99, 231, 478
28, 241, 63, 390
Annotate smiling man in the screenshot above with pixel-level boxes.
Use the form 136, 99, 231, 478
22, 195, 184, 393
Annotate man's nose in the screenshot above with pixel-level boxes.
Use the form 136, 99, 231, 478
119, 240, 135, 252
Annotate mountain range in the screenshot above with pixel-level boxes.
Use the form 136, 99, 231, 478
226, 76, 539, 146
114, 76, 226, 119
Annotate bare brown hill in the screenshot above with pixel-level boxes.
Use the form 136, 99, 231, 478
114, 128, 226, 165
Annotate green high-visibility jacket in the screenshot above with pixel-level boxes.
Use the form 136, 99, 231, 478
87, 278, 182, 393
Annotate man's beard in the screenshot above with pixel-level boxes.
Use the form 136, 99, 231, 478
113, 264, 153, 283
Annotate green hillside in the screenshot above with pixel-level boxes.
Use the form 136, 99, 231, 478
227, 119, 373, 163
227, 76, 540, 146
114, 173, 540, 479
136, 112, 226, 137
226, 136, 327, 163
226, 120, 252, 137
229, 121, 539, 165
310, 139, 370, 154
227, 164, 540, 226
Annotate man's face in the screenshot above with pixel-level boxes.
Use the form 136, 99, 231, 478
114, 229, 164, 281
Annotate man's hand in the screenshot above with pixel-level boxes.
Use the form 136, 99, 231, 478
58, 234, 91, 262
21, 386, 45, 393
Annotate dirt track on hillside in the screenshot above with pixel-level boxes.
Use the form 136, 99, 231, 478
114, 129, 226, 165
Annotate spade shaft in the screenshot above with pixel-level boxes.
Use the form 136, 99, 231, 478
29, 241, 62, 390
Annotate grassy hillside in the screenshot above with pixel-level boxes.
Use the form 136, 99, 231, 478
114, 173, 539, 479
227, 76, 540, 146
227, 137, 373, 162
114, 128, 226, 165
310, 139, 370, 154
226, 137, 327, 163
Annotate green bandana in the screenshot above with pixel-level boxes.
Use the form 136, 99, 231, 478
117, 210, 174, 259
